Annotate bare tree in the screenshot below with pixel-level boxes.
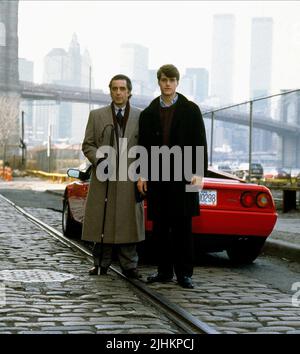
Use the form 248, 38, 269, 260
0, 95, 20, 164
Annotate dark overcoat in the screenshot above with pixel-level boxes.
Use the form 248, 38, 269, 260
138, 93, 208, 220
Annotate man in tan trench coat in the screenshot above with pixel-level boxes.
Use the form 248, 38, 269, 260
82, 74, 145, 278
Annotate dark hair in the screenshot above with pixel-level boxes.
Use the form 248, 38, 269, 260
109, 74, 132, 92
157, 64, 180, 81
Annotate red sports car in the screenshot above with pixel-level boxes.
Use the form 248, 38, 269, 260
62, 166, 277, 264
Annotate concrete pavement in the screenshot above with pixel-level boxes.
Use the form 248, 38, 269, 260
263, 211, 300, 262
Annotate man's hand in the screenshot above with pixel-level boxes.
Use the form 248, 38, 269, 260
137, 177, 147, 196
191, 175, 203, 187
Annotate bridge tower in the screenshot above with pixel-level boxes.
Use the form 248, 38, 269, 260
0, 0, 19, 92
0, 0, 20, 168
280, 91, 300, 167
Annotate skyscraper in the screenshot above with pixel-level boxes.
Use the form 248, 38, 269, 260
250, 17, 273, 152
43, 48, 69, 85
185, 68, 209, 103
250, 17, 273, 107
211, 14, 236, 105
43, 34, 88, 87
120, 43, 149, 95
68, 33, 81, 87
18, 58, 33, 82
81, 49, 94, 89
43, 47, 71, 140
180, 68, 209, 103
41, 34, 93, 142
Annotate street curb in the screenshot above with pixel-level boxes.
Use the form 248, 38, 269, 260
263, 239, 300, 263
45, 189, 65, 197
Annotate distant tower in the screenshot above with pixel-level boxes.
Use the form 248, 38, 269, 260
43, 33, 82, 87
41, 34, 91, 142
250, 18, 273, 152
185, 68, 209, 103
250, 18, 273, 108
0, 0, 19, 92
211, 14, 235, 105
68, 33, 81, 87
81, 49, 93, 88
120, 43, 149, 95
43, 48, 69, 84
0, 1, 20, 166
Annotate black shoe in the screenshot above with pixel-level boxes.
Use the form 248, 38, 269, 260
122, 268, 142, 279
100, 267, 108, 275
177, 276, 194, 289
88, 266, 99, 275
147, 273, 173, 283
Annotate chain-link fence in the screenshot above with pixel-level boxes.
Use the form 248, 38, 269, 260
202, 89, 300, 180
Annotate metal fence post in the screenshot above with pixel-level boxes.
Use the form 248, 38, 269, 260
210, 111, 215, 166
248, 100, 253, 181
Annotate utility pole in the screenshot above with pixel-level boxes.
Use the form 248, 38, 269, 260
210, 111, 215, 166
89, 65, 92, 112
248, 101, 253, 181
20, 111, 27, 169
47, 122, 52, 173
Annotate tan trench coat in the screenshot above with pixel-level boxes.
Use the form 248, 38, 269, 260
81, 105, 145, 244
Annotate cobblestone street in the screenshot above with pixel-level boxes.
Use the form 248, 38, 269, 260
1, 179, 300, 334
34, 209, 300, 334
0, 197, 179, 334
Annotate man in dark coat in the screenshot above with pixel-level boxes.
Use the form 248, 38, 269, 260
137, 64, 208, 288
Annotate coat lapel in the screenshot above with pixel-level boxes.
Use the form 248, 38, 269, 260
170, 94, 185, 142
99, 106, 118, 150
148, 98, 163, 144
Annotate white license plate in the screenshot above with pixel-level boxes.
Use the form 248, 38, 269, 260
199, 190, 217, 206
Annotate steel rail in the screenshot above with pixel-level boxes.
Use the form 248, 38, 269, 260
0, 193, 219, 334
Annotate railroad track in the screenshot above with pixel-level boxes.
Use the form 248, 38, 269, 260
2, 192, 300, 334
0, 194, 219, 335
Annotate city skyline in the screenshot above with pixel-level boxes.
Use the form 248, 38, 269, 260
18, 1, 300, 104
211, 14, 235, 105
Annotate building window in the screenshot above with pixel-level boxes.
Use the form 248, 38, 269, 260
0, 22, 6, 46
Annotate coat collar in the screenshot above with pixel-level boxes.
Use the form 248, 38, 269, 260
123, 105, 136, 142
146, 93, 189, 142
147, 92, 189, 113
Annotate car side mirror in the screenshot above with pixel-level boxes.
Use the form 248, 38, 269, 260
67, 168, 89, 181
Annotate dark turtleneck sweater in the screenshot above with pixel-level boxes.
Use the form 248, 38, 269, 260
159, 104, 176, 146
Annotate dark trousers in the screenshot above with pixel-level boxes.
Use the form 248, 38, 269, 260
153, 214, 193, 279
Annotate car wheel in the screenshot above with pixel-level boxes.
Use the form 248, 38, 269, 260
62, 200, 81, 238
226, 237, 266, 264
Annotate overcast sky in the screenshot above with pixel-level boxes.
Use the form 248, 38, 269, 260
18, 0, 300, 102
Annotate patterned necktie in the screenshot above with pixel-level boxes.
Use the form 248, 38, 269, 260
116, 108, 123, 128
